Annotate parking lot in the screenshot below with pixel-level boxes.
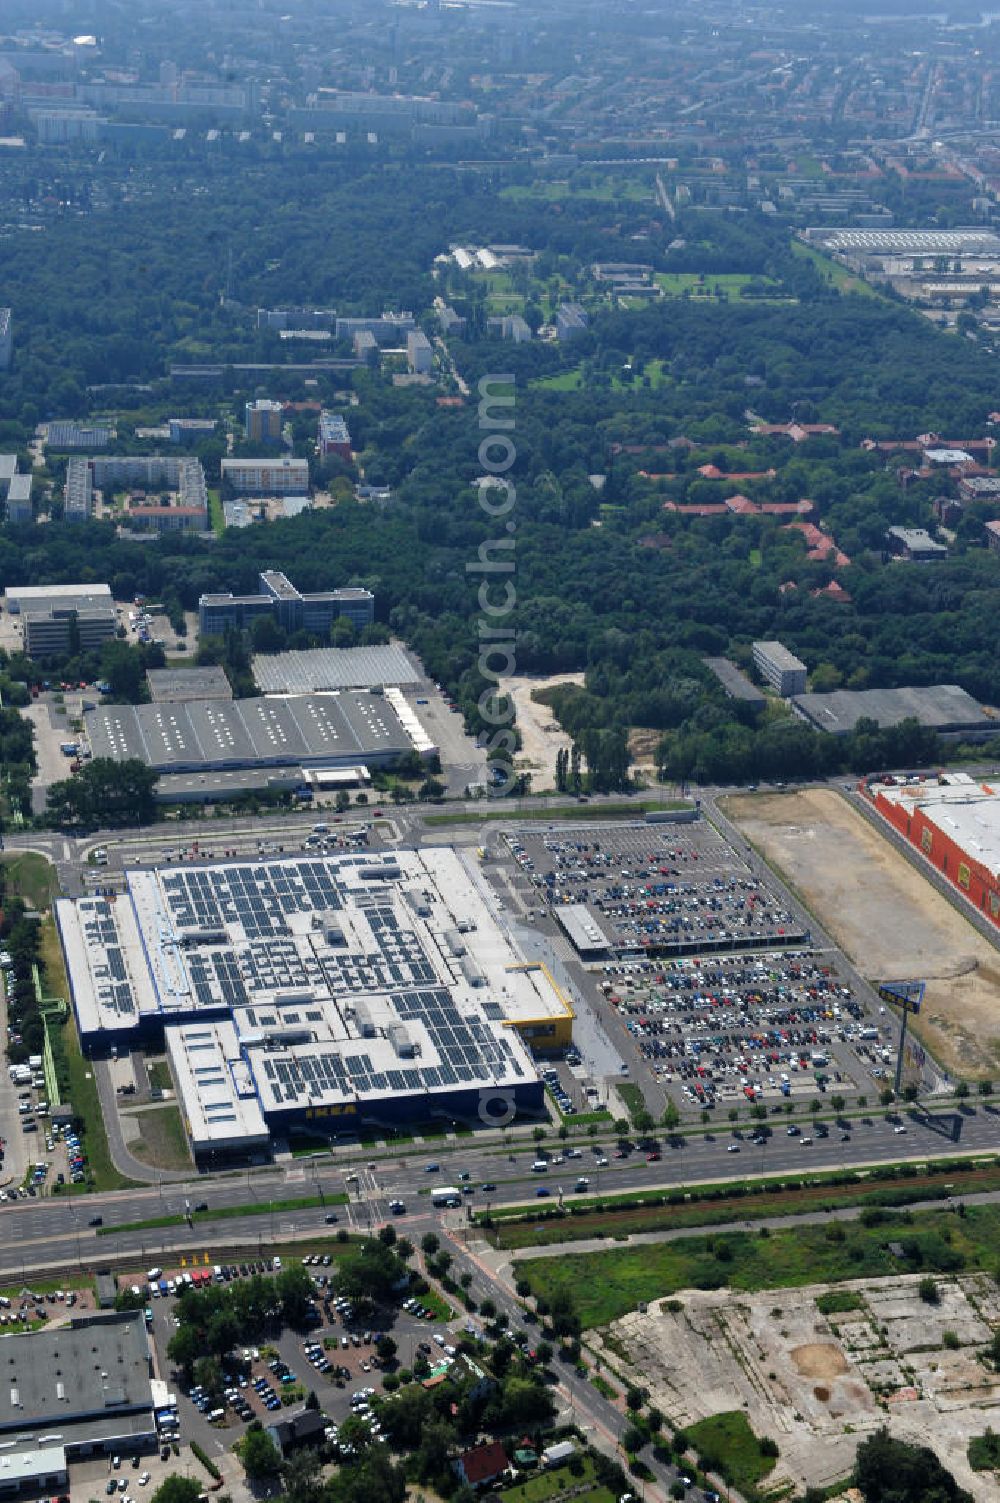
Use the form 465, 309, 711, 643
597, 949, 897, 1111
497, 821, 899, 1115
2, 1064, 87, 1201
142, 1254, 468, 1455
505, 821, 806, 956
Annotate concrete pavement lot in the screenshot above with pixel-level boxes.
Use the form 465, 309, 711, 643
725, 789, 1000, 1079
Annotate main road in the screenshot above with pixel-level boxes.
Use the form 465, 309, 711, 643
3, 1098, 998, 1281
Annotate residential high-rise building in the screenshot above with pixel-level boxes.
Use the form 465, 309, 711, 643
318, 412, 352, 460
244, 399, 284, 445
406, 329, 433, 375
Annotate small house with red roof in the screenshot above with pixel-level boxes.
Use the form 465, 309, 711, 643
454, 1440, 510, 1489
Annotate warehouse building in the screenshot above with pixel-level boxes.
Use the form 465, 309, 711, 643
792, 683, 997, 739
56, 847, 569, 1154
252, 643, 419, 694
751, 640, 808, 697
4, 582, 117, 658
864, 772, 1000, 927
0, 1312, 155, 1495
146, 666, 233, 703
704, 656, 766, 711
84, 687, 433, 778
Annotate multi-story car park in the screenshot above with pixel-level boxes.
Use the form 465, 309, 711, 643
509, 819, 807, 959
56, 847, 573, 1160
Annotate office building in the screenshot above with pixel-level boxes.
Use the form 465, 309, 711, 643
221, 457, 309, 495
168, 417, 217, 443
56, 846, 571, 1155
752, 640, 808, 697
335, 314, 414, 343
885, 526, 948, 562
406, 329, 433, 375
0, 306, 10, 370
244, 399, 284, 445
318, 412, 352, 460
0, 1311, 155, 1493
198, 569, 374, 638
5, 582, 117, 658
5, 471, 32, 524
555, 303, 588, 341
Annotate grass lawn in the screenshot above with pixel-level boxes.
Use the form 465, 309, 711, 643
532, 368, 584, 391
501, 1456, 610, 1502
146, 1059, 172, 1094
816, 1289, 864, 1315
1, 853, 59, 911
791, 240, 883, 298
417, 1286, 454, 1322
424, 800, 691, 827
500, 176, 653, 204
615, 1082, 647, 1122
128, 1105, 194, 1173
654, 272, 789, 302
207, 487, 225, 536
515, 1204, 1000, 1329
687, 1411, 777, 1497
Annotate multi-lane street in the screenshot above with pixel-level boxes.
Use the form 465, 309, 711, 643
3, 1099, 998, 1282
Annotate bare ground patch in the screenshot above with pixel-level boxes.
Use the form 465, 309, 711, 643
498, 673, 582, 790
792, 1344, 849, 1380
724, 789, 1000, 1077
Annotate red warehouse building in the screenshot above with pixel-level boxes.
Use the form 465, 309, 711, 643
865, 772, 1000, 926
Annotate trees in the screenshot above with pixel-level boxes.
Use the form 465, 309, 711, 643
149, 1479, 202, 1503
46, 758, 158, 828
238, 1426, 282, 1481
853, 1427, 972, 1502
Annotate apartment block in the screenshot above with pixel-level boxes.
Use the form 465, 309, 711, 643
221, 457, 309, 495
752, 640, 808, 697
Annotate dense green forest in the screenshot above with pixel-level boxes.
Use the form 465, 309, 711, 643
5, 161, 1000, 789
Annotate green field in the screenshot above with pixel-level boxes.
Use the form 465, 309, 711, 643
0, 853, 59, 911
516, 1204, 1000, 1328
500, 176, 654, 205
791, 239, 883, 298
686, 1412, 778, 1498
207, 487, 225, 536
654, 271, 789, 302
128, 1105, 194, 1173
534, 357, 671, 393
424, 799, 691, 827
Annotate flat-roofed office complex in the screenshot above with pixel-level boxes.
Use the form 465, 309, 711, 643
56, 848, 569, 1154
4, 582, 117, 657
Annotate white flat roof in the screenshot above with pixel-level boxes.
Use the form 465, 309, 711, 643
870, 774, 1000, 877
58, 848, 568, 1132
6, 581, 112, 607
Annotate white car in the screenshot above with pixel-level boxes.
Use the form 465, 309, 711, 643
138, 1476, 151, 1488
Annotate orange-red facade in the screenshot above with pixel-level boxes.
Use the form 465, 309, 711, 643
868, 786, 1000, 927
